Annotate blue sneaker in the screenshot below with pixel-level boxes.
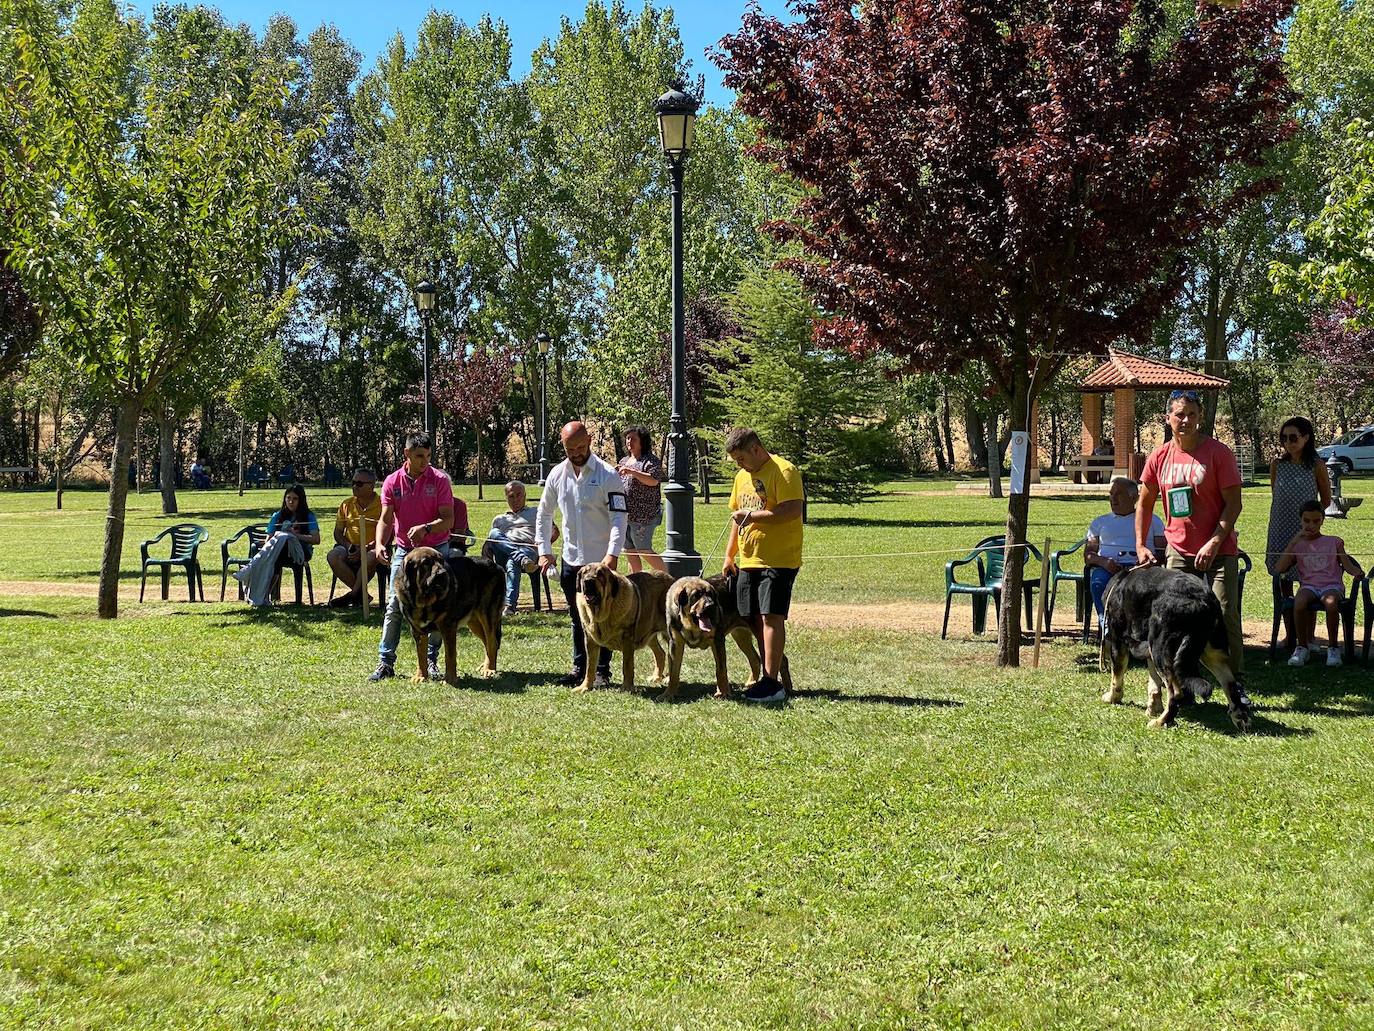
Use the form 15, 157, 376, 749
743, 677, 786, 704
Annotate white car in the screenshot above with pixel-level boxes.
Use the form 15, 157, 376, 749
1318, 426, 1374, 473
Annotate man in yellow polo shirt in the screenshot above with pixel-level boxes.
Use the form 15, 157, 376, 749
327, 467, 384, 608
723, 427, 804, 703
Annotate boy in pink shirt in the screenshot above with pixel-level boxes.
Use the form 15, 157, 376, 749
1276, 500, 1364, 667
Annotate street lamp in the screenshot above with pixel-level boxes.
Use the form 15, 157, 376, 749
655, 83, 702, 579
415, 280, 437, 438
535, 332, 551, 484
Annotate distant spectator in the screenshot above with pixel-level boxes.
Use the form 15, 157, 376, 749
485, 480, 558, 615
323, 461, 342, 488
617, 425, 666, 573
190, 457, 212, 489
1085, 477, 1165, 631
232, 483, 321, 607
327, 469, 384, 609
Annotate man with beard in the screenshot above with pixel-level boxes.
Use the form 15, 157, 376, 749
536, 421, 628, 688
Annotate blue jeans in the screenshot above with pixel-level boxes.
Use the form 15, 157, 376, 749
485, 530, 535, 609
1089, 563, 1134, 629
378, 542, 450, 667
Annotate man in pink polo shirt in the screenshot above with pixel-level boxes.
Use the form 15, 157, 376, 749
368, 431, 468, 682
1136, 390, 1244, 675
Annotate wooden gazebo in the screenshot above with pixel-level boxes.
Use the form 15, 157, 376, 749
1074, 349, 1229, 479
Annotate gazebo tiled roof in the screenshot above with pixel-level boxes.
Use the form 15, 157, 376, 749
1080, 349, 1230, 393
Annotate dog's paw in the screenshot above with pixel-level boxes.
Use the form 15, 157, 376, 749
1147, 696, 1165, 719
1147, 715, 1172, 730
477, 666, 497, 679
653, 689, 675, 704
570, 684, 591, 695
1228, 702, 1252, 733
410, 672, 429, 685
1101, 689, 1123, 705
714, 687, 733, 700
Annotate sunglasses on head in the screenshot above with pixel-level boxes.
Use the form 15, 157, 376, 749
1168, 389, 1201, 404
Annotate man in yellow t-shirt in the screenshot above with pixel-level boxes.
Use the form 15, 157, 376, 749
327, 468, 384, 608
723, 427, 804, 704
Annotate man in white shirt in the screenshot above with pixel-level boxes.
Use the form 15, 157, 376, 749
486, 480, 558, 616
1087, 476, 1166, 630
536, 421, 628, 687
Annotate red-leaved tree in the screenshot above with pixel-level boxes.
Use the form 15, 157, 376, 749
717, 0, 1294, 664
431, 343, 518, 500
1300, 300, 1374, 433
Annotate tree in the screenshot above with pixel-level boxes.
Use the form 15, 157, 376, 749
705, 267, 886, 507
1298, 300, 1374, 431
0, 0, 307, 617
430, 343, 517, 499
718, 0, 1294, 664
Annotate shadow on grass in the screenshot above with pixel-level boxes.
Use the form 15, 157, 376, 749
0, 607, 58, 619
168, 605, 337, 641
787, 687, 963, 708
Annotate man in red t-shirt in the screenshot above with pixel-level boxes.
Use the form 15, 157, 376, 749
1136, 390, 1244, 674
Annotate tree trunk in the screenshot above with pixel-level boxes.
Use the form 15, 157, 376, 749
985, 412, 1003, 498
53, 392, 64, 510
158, 410, 178, 515
997, 365, 1034, 668
476, 425, 484, 501
98, 398, 140, 619
941, 388, 956, 470
237, 416, 246, 496
964, 403, 988, 470
930, 413, 948, 473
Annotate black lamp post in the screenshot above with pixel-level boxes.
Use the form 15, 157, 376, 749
536, 332, 551, 484
655, 83, 702, 578
415, 280, 437, 438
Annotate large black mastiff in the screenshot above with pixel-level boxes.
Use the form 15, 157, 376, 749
397, 547, 505, 684
1100, 565, 1252, 731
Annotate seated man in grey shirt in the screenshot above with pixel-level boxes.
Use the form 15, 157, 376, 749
485, 480, 557, 615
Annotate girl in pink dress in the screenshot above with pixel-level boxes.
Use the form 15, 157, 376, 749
1276, 500, 1365, 667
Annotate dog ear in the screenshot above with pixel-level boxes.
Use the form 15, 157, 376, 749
424, 560, 446, 592
609, 573, 620, 598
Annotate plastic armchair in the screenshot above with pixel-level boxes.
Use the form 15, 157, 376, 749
1270, 568, 1369, 665
220, 524, 268, 601
941, 534, 1042, 639
1045, 537, 1089, 635
139, 523, 209, 602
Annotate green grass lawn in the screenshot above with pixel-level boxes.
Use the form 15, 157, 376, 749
2, 480, 1374, 1028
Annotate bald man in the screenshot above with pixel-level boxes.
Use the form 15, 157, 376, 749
536, 421, 628, 688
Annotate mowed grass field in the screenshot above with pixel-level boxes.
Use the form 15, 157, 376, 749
2, 478, 1374, 1028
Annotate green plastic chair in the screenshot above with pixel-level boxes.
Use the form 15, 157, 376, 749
139, 523, 210, 602
1045, 537, 1089, 636
942, 535, 1042, 638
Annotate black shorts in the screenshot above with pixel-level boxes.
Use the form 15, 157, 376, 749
736, 567, 799, 619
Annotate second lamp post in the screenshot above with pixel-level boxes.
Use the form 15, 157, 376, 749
655, 83, 702, 579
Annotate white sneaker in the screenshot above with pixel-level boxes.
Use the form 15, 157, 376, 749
1326, 647, 1342, 667
1288, 646, 1310, 667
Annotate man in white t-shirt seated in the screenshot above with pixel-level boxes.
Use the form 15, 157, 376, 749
485, 480, 558, 616
1086, 476, 1166, 629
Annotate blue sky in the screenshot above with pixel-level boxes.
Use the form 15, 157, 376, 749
127, 0, 791, 104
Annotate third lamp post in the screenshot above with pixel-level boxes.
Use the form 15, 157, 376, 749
655, 83, 702, 578
414, 279, 437, 439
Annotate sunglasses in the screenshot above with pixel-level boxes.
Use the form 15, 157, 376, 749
1168, 389, 1202, 404
1280, 432, 1303, 443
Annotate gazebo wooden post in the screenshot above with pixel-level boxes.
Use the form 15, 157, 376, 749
1082, 393, 1103, 456
1113, 387, 1136, 478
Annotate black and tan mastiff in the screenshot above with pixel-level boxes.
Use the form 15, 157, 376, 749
574, 563, 674, 694
661, 574, 793, 702
397, 547, 505, 685
1101, 565, 1252, 731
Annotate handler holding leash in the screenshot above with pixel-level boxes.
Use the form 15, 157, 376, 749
367, 431, 461, 682
723, 427, 804, 704
1135, 389, 1244, 676
536, 421, 628, 688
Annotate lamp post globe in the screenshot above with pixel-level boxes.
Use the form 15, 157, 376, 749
654, 83, 702, 579
414, 280, 437, 438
